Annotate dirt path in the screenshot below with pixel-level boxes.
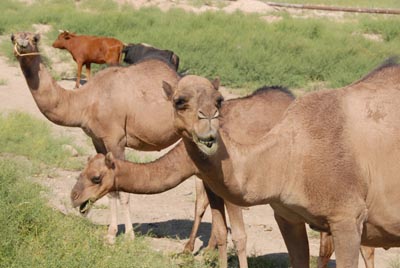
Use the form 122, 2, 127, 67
2, 1, 400, 267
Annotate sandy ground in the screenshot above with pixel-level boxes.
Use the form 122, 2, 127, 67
2, 1, 400, 267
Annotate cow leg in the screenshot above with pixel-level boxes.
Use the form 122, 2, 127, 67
317, 232, 334, 268
75, 61, 83, 88
85, 63, 91, 81
225, 202, 248, 268
360, 246, 375, 268
274, 212, 309, 268
184, 178, 210, 253
205, 186, 228, 268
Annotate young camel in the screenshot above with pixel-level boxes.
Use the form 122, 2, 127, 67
71, 83, 294, 268
11, 31, 245, 264
72, 61, 400, 268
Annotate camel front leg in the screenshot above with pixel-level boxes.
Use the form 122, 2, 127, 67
225, 201, 248, 268
274, 212, 310, 268
317, 232, 334, 268
184, 178, 210, 253
106, 191, 119, 244
205, 185, 228, 268
329, 215, 366, 268
105, 142, 134, 242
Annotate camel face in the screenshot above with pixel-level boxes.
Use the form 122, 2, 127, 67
71, 153, 115, 215
11, 32, 40, 55
163, 75, 223, 155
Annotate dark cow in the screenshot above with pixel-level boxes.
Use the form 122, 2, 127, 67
122, 43, 180, 71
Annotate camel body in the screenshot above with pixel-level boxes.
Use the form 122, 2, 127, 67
73, 62, 400, 268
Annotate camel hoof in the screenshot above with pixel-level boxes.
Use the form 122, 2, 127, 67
104, 234, 116, 245
125, 231, 135, 241
182, 242, 194, 253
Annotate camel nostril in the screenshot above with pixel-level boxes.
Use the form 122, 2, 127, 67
71, 191, 78, 201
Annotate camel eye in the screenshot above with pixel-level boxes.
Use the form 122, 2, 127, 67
216, 96, 224, 108
174, 96, 188, 110
91, 176, 101, 184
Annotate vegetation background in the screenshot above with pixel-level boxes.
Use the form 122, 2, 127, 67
1, 0, 400, 267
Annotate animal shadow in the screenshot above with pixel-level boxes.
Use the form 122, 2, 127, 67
117, 219, 212, 248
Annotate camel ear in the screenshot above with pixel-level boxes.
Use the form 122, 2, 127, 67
10, 33, 15, 43
211, 77, 220, 90
105, 152, 116, 169
33, 33, 40, 43
162, 80, 174, 101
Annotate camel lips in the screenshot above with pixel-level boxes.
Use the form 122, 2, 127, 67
198, 138, 216, 148
79, 200, 92, 215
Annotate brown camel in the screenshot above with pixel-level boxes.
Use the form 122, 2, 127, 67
11, 31, 246, 266
71, 82, 295, 267
72, 60, 400, 268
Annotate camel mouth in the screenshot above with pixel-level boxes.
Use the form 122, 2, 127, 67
194, 136, 219, 156
79, 199, 93, 216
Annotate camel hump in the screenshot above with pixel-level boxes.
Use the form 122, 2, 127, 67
351, 57, 400, 88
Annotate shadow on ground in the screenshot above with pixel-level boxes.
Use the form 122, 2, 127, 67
116, 219, 212, 248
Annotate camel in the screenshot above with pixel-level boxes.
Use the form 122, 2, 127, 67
11, 31, 246, 266
11, 31, 182, 244
71, 82, 294, 267
72, 60, 400, 268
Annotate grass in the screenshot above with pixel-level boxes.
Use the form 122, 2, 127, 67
0, 0, 399, 93
0, 112, 83, 171
0, 78, 7, 85
0, 158, 183, 268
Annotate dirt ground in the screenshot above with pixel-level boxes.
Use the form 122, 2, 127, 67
1, 1, 400, 267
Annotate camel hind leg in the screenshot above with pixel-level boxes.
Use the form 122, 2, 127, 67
317, 232, 334, 268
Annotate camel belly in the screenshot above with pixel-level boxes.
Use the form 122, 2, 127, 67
362, 222, 400, 247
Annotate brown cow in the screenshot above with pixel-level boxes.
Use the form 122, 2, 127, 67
52, 30, 124, 88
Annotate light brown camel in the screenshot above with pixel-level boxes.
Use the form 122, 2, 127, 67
71, 83, 295, 267
11, 31, 181, 244
72, 60, 400, 268
11, 31, 246, 265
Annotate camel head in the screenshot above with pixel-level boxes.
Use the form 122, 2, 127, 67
11, 32, 40, 56
71, 153, 117, 216
163, 75, 223, 156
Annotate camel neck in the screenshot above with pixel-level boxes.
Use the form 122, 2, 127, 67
18, 55, 85, 127
183, 130, 289, 206
113, 142, 197, 194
